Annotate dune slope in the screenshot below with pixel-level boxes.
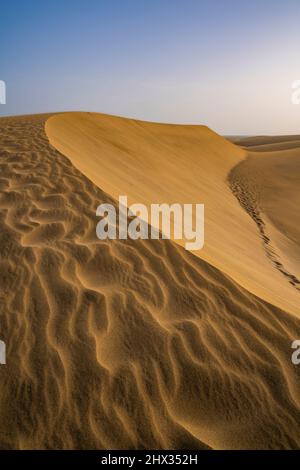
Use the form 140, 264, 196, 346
0, 114, 300, 449
229, 147, 300, 292
46, 112, 300, 316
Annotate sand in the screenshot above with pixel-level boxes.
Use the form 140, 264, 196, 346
46, 113, 300, 316
0, 113, 300, 449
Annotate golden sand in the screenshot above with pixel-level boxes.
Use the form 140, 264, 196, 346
0, 113, 299, 449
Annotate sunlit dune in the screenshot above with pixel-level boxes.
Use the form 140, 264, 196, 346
46, 112, 300, 316
0, 113, 300, 450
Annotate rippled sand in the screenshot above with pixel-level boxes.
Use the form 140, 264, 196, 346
0, 114, 300, 449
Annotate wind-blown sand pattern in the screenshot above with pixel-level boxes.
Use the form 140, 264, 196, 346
0, 114, 300, 449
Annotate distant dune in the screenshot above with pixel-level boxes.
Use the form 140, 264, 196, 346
231, 135, 300, 151
0, 113, 300, 449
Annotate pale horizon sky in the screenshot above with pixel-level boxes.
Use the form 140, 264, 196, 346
1, 0, 300, 134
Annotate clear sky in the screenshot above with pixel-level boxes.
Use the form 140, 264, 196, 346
1, 0, 300, 134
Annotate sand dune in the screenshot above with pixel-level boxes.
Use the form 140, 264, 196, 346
230, 147, 300, 291
0, 113, 300, 449
46, 113, 300, 316
230, 135, 300, 151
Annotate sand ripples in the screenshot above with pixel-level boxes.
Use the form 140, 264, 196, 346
0, 115, 299, 449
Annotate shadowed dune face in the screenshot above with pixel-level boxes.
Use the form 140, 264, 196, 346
46, 112, 300, 316
0, 114, 300, 449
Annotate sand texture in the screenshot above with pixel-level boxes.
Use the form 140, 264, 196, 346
0, 113, 299, 449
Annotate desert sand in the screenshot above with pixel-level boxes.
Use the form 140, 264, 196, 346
46, 113, 300, 316
0, 113, 299, 449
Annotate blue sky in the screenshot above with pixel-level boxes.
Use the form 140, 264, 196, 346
1, 0, 300, 133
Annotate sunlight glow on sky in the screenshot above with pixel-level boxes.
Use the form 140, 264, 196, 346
1, 0, 300, 134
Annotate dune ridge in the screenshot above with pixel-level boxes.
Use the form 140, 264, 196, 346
0, 114, 300, 449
